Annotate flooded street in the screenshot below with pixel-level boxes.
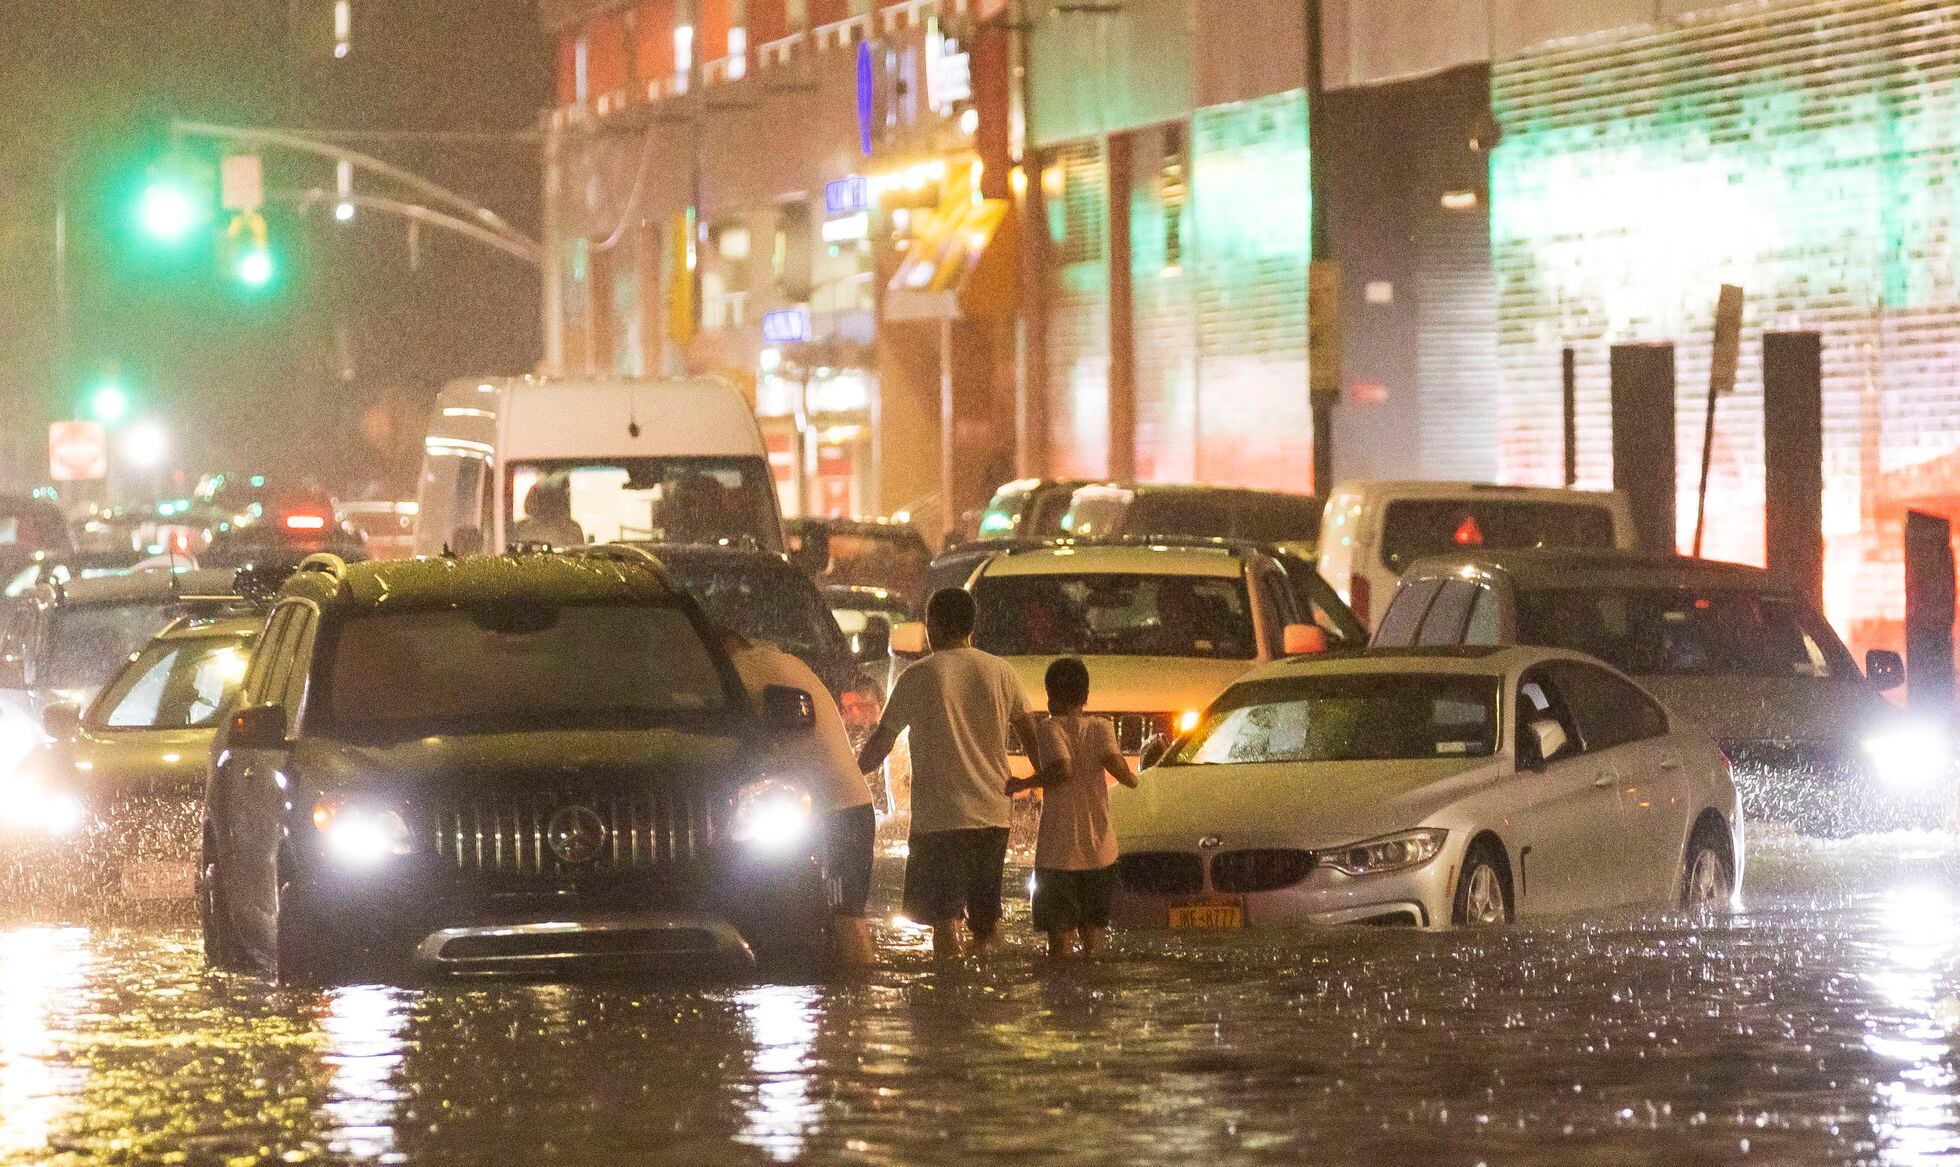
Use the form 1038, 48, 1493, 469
4, 836, 1960, 1166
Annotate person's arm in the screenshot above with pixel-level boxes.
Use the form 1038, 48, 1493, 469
857, 723, 899, 775
1104, 750, 1138, 788
1008, 721, 1071, 795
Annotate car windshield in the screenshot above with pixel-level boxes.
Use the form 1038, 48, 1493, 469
508, 456, 781, 552
322, 602, 730, 736
1515, 586, 1856, 678
977, 484, 1032, 539
92, 632, 253, 730
664, 561, 847, 664
1173, 674, 1500, 765
45, 602, 181, 691
973, 571, 1257, 659
1380, 499, 1618, 571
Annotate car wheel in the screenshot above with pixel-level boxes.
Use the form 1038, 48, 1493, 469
1451, 841, 1511, 927
1681, 827, 1734, 911
273, 859, 342, 986
198, 837, 246, 971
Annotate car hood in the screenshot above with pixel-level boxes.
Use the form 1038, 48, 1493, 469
67, 727, 215, 797
1111, 755, 1505, 851
291, 727, 748, 793
1634, 675, 1885, 744
1002, 655, 1256, 719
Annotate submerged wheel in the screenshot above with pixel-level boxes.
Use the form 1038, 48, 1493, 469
1681, 826, 1734, 911
1452, 840, 1512, 927
198, 836, 246, 971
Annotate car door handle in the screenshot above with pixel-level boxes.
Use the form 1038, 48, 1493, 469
1659, 755, 1683, 771
1592, 771, 1616, 788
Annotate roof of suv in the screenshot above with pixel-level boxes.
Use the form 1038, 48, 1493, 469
277, 551, 681, 609
983, 541, 1249, 578
1403, 548, 1781, 592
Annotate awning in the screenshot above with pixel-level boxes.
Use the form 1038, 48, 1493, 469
883, 193, 1016, 322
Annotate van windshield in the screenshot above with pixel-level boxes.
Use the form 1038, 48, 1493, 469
508, 456, 781, 552
1514, 587, 1857, 679
1380, 499, 1617, 571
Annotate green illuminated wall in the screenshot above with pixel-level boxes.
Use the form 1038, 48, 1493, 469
1490, 0, 1960, 645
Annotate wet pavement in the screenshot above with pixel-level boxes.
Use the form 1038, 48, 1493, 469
6, 833, 1960, 1166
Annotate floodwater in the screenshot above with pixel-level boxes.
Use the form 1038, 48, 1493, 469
5, 835, 1960, 1166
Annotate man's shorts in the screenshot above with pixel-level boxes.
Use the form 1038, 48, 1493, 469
1031, 866, 1117, 932
901, 827, 1011, 930
826, 803, 877, 918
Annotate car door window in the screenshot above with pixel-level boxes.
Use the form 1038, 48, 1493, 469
1547, 661, 1667, 752
1515, 668, 1583, 768
1417, 581, 1477, 646
246, 607, 298, 710
281, 610, 318, 733
1373, 578, 1442, 647
1464, 585, 1501, 646
1250, 562, 1292, 655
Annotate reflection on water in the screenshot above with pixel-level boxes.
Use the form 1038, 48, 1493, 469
0, 928, 88, 1159
733, 985, 821, 1162
1868, 883, 1960, 1164
318, 984, 411, 1163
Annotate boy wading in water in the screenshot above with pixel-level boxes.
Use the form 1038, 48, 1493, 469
1009, 657, 1138, 959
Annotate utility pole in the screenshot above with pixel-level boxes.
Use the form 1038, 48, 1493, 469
1305, 0, 1340, 495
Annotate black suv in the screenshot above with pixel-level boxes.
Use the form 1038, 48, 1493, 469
198, 548, 834, 982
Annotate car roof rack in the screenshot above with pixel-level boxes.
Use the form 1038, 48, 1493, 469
997, 533, 1274, 558
578, 543, 679, 583
295, 552, 349, 580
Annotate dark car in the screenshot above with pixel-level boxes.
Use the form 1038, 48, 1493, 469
975, 478, 1088, 542
785, 516, 931, 608
0, 495, 75, 582
1371, 549, 1925, 834
638, 543, 886, 750
201, 490, 367, 571
198, 548, 836, 982
1061, 483, 1322, 550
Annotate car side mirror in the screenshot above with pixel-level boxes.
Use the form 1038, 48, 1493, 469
1524, 718, 1568, 769
854, 614, 891, 663
40, 701, 80, 741
889, 621, 928, 657
229, 703, 290, 751
1139, 733, 1173, 771
1867, 648, 1906, 693
760, 685, 816, 733
1283, 623, 1330, 656
0, 655, 24, 690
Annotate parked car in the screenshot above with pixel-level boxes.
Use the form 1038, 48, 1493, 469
1370, 549, 1929, 834
635, 543, 886, 749
976, 478, 1090, 542
199, 548, 838, 982
2, 614, 260, 903
786, 516, 931, 607
1317, 480, 1639, 630
1109, 645, 1742, 931
1061, 483, 1321, 553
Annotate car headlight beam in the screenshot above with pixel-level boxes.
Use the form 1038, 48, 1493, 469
314, 800, 412, 865
1863, 721, 1954, 791
733, 778, 814, 851
1321, 828, 1448, 877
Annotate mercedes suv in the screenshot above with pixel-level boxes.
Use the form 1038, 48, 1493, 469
198, 548, 837, 982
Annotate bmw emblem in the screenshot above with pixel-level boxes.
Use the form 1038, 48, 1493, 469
547, 805, 608, 865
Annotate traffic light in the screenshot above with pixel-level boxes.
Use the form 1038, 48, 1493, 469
137, 179, 199, 244
236, 245, 275, 287
87, 380, 130, 426
226, 210, 277, 289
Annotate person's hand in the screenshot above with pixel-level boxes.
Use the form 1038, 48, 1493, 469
1004, 777, 1029, 797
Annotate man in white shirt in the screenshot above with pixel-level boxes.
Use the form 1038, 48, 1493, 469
857, 588, 1036, 958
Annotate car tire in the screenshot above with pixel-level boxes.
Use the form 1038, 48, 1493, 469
1680, 825, 1734, 911
273, 859, 344, 986
198, 837, 246, 971
1451, 840, 1512, 927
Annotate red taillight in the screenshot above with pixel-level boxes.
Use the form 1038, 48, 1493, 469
285, 514, 327, 530
1349, 573, 1372, 628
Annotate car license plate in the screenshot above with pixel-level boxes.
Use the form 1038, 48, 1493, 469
1168, 904, 1244, 929
121, 861, 195, 901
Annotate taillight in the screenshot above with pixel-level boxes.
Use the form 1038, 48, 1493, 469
1349, 573, 1372, 628
838, 681, 883, 747
285, 514, 327, 530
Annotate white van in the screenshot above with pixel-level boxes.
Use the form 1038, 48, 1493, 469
1317, 481, 1638, 630
413, 377, 784, 557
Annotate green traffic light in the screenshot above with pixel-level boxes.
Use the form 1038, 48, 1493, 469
236, 247, 275, 287
88, 382, 130, 425
138, 180, 199, 244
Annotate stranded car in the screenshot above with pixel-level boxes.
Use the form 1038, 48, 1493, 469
1372, 549, 1927, 834
1110, 646, 1741, 930
199, 548, 837, 982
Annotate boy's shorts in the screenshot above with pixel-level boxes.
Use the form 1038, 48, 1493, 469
902, 827, 1011, 929
1031, 866, 1117, 932
826, 803, 877, 917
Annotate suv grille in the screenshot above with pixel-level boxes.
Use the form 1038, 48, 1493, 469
1210, 849, 1316, 894
1116, 851, 1204, 896
426, 784, 723, 875
1012, 712, 1175, 756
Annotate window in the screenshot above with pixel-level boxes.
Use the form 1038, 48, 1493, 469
1372, 578, 1442, 647
664, 561, 848, 666
1379, 499, 1619, 572
508, 456, 781, 552
1416, 581, 1477, 646
1547, 661, 1668, 752
1232, 495, 1320, 544
321, 604, 730, 737
1514, 669, 1580, 767
43, 602, 178, 690
1514, 587, 1857, 679
574, 34, 590, 102
281, 611, 318, 732
972, 572, 1257, 660
1162, 123, 1187, 271
1464, 585, 1500, 646
1126, 494, 1230, 538
1173, 674, 1498, 765
247, 606, 302, 710
1250, 563, 1292, 656
98, 635, 253, 730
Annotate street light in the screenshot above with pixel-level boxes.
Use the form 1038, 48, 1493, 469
87, 381, 130, 426
121, 421, 169, 470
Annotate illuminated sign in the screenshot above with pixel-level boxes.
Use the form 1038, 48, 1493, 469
822, 212, 869, 243
855, 42, 874, 156
825, 176, 869, 216
762, 306, 812, 343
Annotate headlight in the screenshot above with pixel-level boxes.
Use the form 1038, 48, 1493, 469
313, 800, 411, 865
1863, 721, 1954, 790
732, 778, 814, 851
0, 789, 86, 836
1320, 828, 1448, 877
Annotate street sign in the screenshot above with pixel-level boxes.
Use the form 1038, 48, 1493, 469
825, 176, 869, 216
762, 306, 813, 343
48, 421, 108, 481
221, 154, 264, 211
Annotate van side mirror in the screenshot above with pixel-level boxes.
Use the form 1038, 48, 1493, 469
1867, 649, 1906, 693
229, 703, 290, 751
854, 614, 891, 663
760, 685, 816, 733
41, 702, 80, 741
1139, 733, 1173, 771
1283, 623, 1330, 656
889, 621, 928, 657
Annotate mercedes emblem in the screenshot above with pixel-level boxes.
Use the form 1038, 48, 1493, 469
546, 805, 609, 865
